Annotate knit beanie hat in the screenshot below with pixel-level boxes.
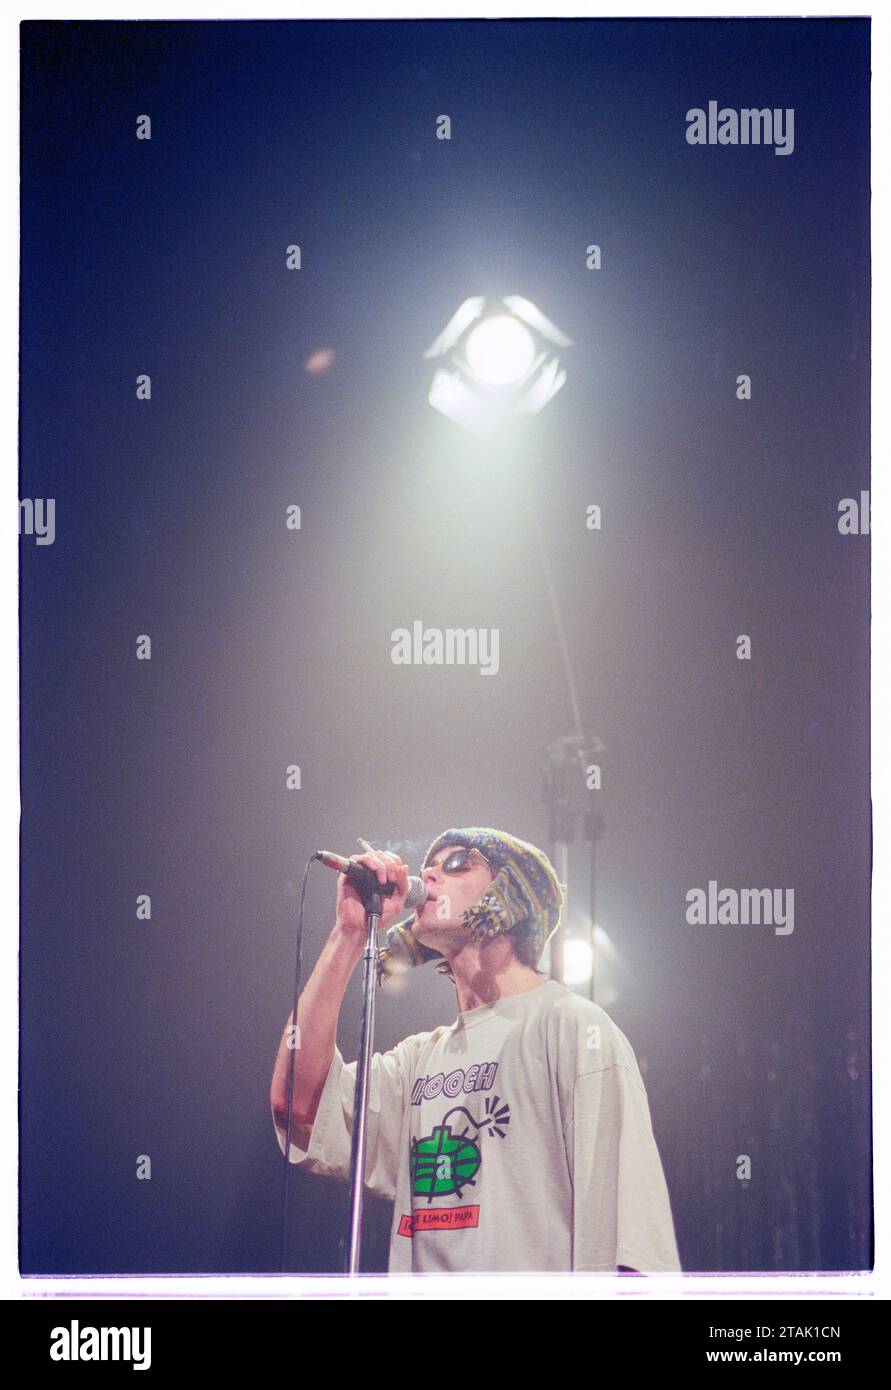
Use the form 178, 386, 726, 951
379, 827, 564, 978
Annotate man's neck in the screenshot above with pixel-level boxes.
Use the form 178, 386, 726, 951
445, 940, 547, 1015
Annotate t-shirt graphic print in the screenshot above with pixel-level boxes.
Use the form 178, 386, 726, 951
402, 1060, 510, 1237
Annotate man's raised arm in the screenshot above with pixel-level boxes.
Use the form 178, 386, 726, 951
269, 847, 410, 1134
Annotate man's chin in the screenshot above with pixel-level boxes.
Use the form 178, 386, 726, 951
412, 914, 457, 949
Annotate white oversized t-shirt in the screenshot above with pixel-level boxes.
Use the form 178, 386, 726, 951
273, 979, 681, 1274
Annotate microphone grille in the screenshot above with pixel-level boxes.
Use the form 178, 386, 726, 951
402, 875, 429, 913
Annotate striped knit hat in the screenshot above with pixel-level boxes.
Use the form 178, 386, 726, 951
380, 827, 564, 977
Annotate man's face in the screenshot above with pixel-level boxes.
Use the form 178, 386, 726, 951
412, 843, 495, 948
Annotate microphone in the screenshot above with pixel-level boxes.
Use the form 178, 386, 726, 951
314, 850, 429, 913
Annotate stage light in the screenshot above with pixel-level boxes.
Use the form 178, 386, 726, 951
542, 922, 620, 1003
465, 315, 536, 385
424, 295, 572, 437
563, 938, 594, 987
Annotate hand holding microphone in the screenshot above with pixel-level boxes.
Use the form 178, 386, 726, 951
320, 840, 428, 934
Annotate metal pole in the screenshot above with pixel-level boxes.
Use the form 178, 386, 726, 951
584, 807, 603, 1005
550, 839, 570, 984
344, 901, 382, 1275
530, 511, 585, 745
588, 832, 597, 1004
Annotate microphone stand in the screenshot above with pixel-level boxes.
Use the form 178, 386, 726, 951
344, 884, 384, 1276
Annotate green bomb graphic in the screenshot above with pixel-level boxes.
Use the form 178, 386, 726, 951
410, 1096, 511, 1203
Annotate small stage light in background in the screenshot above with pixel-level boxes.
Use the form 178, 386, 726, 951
542, 923, 620, 1006
305, 347, 336, 374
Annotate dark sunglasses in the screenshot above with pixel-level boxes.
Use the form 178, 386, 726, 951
430, 846, 494, 876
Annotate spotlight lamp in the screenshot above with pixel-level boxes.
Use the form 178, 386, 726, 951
424, 295, 572, 437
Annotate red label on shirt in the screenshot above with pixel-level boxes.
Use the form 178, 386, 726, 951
398, 1205, 480, 1237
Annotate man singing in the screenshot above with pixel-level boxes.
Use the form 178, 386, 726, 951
270, 827, 681, 1275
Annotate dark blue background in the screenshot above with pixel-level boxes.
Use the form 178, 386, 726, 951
20, 18, 870, 1274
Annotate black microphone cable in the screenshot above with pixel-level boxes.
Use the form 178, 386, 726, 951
278, 852, 315, 1274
